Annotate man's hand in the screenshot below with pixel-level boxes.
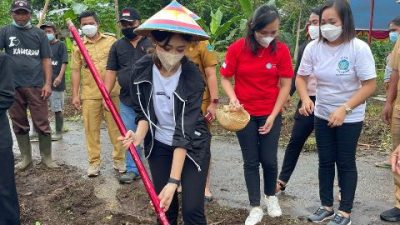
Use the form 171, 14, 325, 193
41, 84, 52, 100
72, 95, 81, 110
206, 103, 217, 122
53, 77, 62, 87
382, 103, 394, 125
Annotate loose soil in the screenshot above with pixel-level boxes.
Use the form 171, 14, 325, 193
16, 164, 311, 225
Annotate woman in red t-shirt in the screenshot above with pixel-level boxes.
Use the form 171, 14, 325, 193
220, 4, 293, 224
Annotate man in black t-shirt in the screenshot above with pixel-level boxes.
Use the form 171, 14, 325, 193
40, 22, 68, 141
0, 53, 20, 225
0, 0, 57, 171
104, 7, 153, 184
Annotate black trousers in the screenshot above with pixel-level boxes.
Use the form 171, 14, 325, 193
236, 114, 282, 206
148, 140, 210, 225
0, 111, 20, 225
279, 96, 316, 183
315, 117, 363, 213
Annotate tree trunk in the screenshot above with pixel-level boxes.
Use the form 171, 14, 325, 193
114, 0, 120, 37
293, 9, 302, 60
37, 0, 51, 27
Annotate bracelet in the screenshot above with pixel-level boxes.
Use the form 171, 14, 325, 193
168, 178, 180, 186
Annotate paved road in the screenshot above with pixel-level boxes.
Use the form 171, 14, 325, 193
14, 121, 396, 225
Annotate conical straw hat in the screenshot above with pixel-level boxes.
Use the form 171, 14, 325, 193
135, 0, 209, 41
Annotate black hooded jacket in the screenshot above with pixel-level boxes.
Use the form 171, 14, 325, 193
130, 55, 211, 171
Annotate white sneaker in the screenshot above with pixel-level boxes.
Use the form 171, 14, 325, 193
265, 195, 282, 217
245, 207, 264, 225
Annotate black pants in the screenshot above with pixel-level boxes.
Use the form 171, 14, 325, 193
279, 96, 316, 183
315, 117, 363, 213
0, 111, 20, 225
236, 114, 282, 206
148, 140, 210, 225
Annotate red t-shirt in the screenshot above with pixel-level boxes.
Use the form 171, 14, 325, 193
220, 38, 294, 116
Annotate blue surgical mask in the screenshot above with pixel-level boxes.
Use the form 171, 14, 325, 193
12, 20, 32, 29
47, 33, 55, 42
390, 31, 398, 43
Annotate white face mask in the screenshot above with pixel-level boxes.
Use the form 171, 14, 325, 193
81, 25, 98, 38
321, 24, 343, 42
157, 48, 185, 72
308, 25, 320, 40
256, 34, 275, 48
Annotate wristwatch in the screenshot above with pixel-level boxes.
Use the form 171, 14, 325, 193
168, 177, 181, 186
343, 103, 353, 114
211, 98, 219, 105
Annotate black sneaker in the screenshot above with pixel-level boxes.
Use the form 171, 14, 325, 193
327, 213, 351, 225
380, 207, 400, 222
119, 172, 140, 184
308, 207, 334, 223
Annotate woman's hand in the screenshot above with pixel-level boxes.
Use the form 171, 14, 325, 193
259, 116, 275, 135
328, 106, 346, 128
299, 98, 314, 116
118, 130, 142, 149
158, 183, 178, 211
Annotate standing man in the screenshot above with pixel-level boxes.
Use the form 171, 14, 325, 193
381, 23, 400, 222
185, 40, 218, 201
104, 7, 153, 184
40, 22, 68, 141
0, 0, 57, 170
71, 10, 125, 177
0, 53, 20, 225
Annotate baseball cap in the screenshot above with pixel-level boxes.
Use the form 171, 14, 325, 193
40, 22, 56, 30
11, 0, 32, 13
119, 8, 141, 22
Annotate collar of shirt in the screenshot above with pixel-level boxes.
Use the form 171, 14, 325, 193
83, 33, 107, 44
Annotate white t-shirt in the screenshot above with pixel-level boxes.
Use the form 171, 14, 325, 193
152, 65, 181, 145
298, 38, 376, 123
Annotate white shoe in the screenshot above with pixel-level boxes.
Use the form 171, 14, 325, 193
265, 195, 282, 217
245, 207, 264, 225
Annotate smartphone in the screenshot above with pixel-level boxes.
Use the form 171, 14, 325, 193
204, 112, 213, 123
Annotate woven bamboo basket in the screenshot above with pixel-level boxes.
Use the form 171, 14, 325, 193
216, 105, 250, 132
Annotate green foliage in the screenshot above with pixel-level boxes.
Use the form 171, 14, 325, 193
0, 0, 12, 26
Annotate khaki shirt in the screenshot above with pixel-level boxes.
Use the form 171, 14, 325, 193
71, 33, 120, 100
185, 41, 218, 101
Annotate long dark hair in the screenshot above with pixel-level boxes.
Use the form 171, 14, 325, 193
150, 30, 192, 69
246, 4, 280, 55
319, 0, 356, 43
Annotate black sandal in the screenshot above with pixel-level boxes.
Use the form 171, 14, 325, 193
278, 181, 287, 192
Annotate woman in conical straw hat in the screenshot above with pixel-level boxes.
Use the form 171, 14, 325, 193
118, 1, 211, 224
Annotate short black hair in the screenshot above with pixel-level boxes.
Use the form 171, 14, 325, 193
78, 10, 99, 24
391, 16, 400, 27
320, 0, 356, 43
246, 4, 280, 55
311, 6, 321, 16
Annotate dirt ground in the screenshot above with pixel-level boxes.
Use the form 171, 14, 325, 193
16, 164, 311, 225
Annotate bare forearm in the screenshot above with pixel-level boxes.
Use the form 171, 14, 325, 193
387, 71, 399, 104
345, 79, 376, 109
270, 78, 291, 118
135, 120, 149, 141
104, 70, 117, 93
295, 75, 311, 102
42, 58, 52, 85
170, 147, 187, 180
221, 77, 236, 100
57, 64, 67, 79
71, 69, 80, 97
205, 66, 218, 100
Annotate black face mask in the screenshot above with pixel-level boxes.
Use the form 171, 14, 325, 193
122, 27, 138, 40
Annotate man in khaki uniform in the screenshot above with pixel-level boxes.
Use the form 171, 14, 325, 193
381, 36, 400, 222
185, 40, 218, 201
71, 10, 124, 177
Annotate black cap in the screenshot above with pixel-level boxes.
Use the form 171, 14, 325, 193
39, 22, 56, 30
11, 0, 32, 13
119, 8, 141, 22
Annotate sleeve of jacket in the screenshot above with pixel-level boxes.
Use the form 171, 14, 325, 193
0, 54, 15, 112
129, 64, 148, 125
